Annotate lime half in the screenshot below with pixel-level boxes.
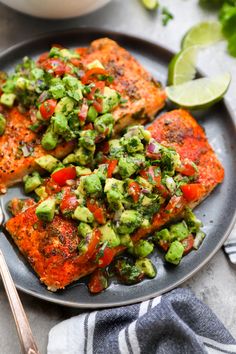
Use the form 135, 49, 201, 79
141, 0, 158, 10
168, 46, 199, 85
182, 21, 224, 49
166, 72, 231, 110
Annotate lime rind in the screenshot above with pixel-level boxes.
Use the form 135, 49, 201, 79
168, 46, 199, 85
141, 0, 158, 10
182, 21, 224, 49
166, 72, 231, 110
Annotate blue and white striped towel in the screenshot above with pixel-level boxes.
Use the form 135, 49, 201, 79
224, 223, 236, 264
47, 288, 236, 354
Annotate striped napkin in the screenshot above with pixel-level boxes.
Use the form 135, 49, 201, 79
47, 288, 236, 354
224, 223, 236, 264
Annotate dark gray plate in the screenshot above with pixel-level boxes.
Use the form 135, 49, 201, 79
0, 28, 236, 308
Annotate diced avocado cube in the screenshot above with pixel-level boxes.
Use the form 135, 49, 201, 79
41, 126, 59, 151
170, 221, 189, 241
106, 189, 123, 210
102, 87, 120, 113
119, 234, 133, 248
165, 176, 176, 193
87, 60, 105, 70
74, 147, 94, 166
87, 106, 98, 122
31, 68, 44, 80
108, 139, 124, 158
49, 83, 65, 99
0, 113, 6, 136
83, 174, 102, 196
60, 48, 80, 59
141, 196, 153, 207
117, 210, 142, 234
35, 155, 62, 173
161, 147, 181, 176
0, 93, 16, 107
136, 176, 153, 192
141, 219, 150, 228
55, 97, 75, 115
104, 178, 124, 193
36, 198, 56, 222
99, 222, 120, 247
154, 229, 171, 243
79, 130, 97, 151
15, 77, 28, 90
124, 125, 150, 141
62, 154, 76, 165
96, 164, 108, 183
73, 206, 94, 223
94, 113, 114, 134
35, 186, 48, 200
118, 157, 139, 178
184, 207, 202, 233
78, 222, 92, 238
133, 240, 154, 258
121, 136, 144, 154
62, 75, 80, 90
135, 258, 157, 278
165, 241, 184, 265
52, 113, 69, 135
23, 172, 42, 194
75, 166, 92, 176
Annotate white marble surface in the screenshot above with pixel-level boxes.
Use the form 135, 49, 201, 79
0, 1, 235, 353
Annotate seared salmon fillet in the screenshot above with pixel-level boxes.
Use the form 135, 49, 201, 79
0, 108, 75, 193
82, 38, 166, 132
0, 39, 165, 193
5, 110, 224, 291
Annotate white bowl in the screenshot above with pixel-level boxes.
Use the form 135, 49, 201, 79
0, 0, 111, 19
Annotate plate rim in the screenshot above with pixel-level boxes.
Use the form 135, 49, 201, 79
0, 27, 235, 308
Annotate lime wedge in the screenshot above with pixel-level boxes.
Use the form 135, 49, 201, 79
168, 46, 199, 85
166, 72, 231, 110
141, 0, 159, 10
182, 21, 224, 49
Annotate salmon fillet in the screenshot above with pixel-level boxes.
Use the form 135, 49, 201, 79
0, 38, 166, 193
0, 108, 76, 193
5, 110, 224, 291
81, 38, 166, 133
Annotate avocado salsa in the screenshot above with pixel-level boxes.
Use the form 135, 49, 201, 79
19, 124, 205, 293
2, 45, 205, 294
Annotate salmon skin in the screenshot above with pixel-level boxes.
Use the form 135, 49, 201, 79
0, 108, 76, 194
0, 38, 166, 193
5, 110, 224, 291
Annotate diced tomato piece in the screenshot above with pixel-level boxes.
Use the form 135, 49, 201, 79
180, 162, 197, 177
181, 234, 194, 254
87, 81, 105, 100
78, 101, 88, 122
60, 188, 78, 215
87, 199, 106, 225
41, 58, 66, 76
107, 159, 118, 178
39, 99, 57, 119
51, 167, 77, 186
159, 240, 170, 252
96, 141, 110, 154
81, 68, 108, 84
139, 166, 160, 184
93, 208, 106, 225
93, 100, 103, 113
181, 184, 202, 202
75, 47, 87, 56
165, 195, 184, 213
82, 123, 94, 131
78, 229, 101, 264
70, 58, 81, 67
88, 269, 108, 294
98, 247, 116, 268
37, 52, 49, 64
128, 181, 141, 203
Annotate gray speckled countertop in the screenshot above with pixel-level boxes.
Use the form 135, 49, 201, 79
0, 1, 235, 353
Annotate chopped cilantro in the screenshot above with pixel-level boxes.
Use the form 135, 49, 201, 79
161, 7, 174, 26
